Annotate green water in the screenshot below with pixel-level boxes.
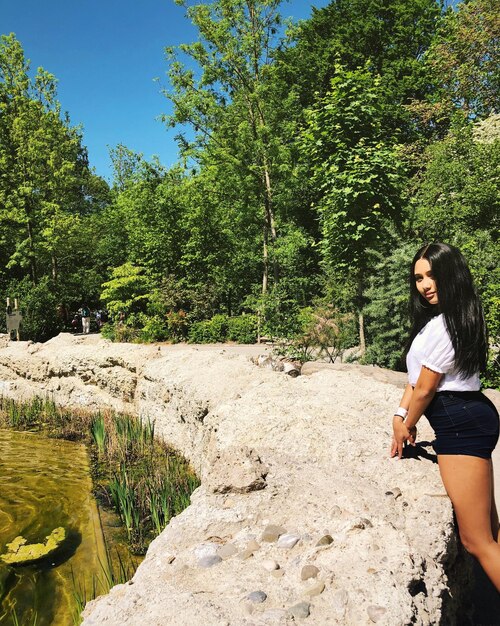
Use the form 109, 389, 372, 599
0, 429, 107, 626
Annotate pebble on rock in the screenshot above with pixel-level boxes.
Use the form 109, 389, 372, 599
217, 543, 238, 559
247, 591, 267, 604
198, 555, 222, 568
288, 602, 311, 619
301, 565, 319, 581
315, 534, 333, 547
238, 549, 255, 561
277, 533, 300, 549
271, 568, 285, 578
303, 581, 325, 598
261, 525, 286, 542
367, 605, 387, 623
246, 539, 261, 552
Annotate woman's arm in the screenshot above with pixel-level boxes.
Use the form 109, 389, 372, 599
391, 367, 442, 459
405, 366, 443, 429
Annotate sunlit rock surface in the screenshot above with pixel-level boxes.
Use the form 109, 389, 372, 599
1, 333, 498, 625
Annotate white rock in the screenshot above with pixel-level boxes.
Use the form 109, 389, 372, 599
277, 533, 300, 549
262, 559, 280, 572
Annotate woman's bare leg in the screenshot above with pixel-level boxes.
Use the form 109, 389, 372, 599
438, 455, 500, 592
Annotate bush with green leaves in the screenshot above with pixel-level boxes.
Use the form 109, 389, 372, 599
278, 305, 356, 363
188, 314, 229, 344
165, 309, 189, 342
226, 315, 258, 344
100, 263, 151, 318
138, 315, 169, 343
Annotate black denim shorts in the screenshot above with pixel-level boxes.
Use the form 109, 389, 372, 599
425, 391, 499, 460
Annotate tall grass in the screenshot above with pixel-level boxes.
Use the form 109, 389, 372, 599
10, 608, 38, 625
91, 413, 106, 454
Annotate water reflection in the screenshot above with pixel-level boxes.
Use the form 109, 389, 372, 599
0, 429, 107, 625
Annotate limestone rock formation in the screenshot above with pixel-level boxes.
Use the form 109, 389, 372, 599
1, 334, 498, 624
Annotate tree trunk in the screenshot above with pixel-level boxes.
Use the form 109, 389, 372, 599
358, 311, 366, 355
51, 254, 58, 282
27, 219, 37, 286
262, 224, 269, 294
263, 165, 279, 285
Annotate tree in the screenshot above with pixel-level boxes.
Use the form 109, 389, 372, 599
0, 34, 97, 290
163, 0, 290, 293
278, 0, 443, 136
427, 0, 499, 118
300, 65, 406, 351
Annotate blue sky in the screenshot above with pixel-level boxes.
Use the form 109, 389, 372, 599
1, 0, 331, 182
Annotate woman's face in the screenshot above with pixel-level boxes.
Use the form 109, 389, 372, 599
414, 258, 438, 305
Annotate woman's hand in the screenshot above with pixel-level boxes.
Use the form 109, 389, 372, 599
391, 417, 416, 459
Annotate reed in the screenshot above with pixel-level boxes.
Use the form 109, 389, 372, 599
91, 413, 107, 455
108, 468, 135, 540
10, 609, 38, 625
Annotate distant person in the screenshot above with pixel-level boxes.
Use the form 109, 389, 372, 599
71, 314, 80, 333
391, 243, 499, 591
81, 304, 91, 334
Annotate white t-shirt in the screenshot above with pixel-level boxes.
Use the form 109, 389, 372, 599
406, 313, 480, 391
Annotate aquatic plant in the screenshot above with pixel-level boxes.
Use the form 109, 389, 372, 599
90, 413, 107, 455
10, 608, 38, 625
108, 468, 135, 540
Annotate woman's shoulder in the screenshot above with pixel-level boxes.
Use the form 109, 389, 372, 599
422, 313, 451, 339
421, 313, 445, 332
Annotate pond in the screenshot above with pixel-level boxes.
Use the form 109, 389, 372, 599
0, 429, 108, 625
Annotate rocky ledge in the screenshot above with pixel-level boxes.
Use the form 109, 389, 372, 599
0, 333, 495, 625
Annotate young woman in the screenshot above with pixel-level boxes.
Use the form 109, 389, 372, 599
391, 242, 500, 591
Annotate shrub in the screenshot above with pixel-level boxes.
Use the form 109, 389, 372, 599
188, 314, 229, 343
138, 315, 169, 343
227, 315, 258, 344
165, 310, 188, 342
279, 305, 355, 363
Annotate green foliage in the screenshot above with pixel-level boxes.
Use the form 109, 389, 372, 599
0, 34, 106, 295
227, 315, 258, 344
188, 313, 229, 343
137, 315, 169, 343
100, 263, 151, 317
427, 0, 499, 118
165, 310, 189, 342
279, 0, 442, 137
300, 65, 406, 280
187, 313, 258, 344
282, 305, 356, 364
7, 276, 62, 342
411, 121, 499, 239
363, 243, 415, 371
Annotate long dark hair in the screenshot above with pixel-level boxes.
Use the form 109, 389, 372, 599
407, 243, 488, 377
